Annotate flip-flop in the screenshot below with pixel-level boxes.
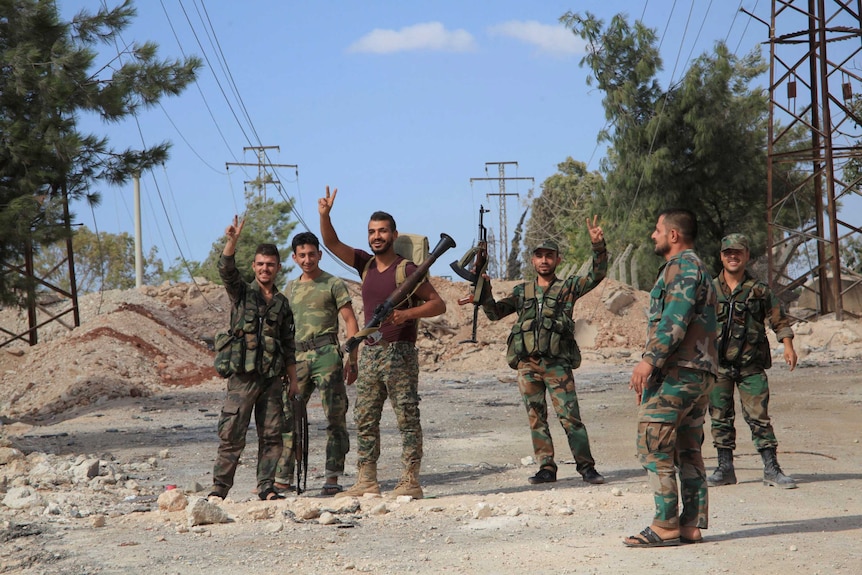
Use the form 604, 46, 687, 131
258, 487, 285, 501
320, 483, 343, 496
623, 526, 681, 548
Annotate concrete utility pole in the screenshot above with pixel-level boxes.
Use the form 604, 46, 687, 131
133, 174, 143, 288
470, 161, 533, 279
225, 145, 297, 200
755, 1, 862, 320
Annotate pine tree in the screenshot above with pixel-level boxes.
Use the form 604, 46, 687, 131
0, 0, 201, 302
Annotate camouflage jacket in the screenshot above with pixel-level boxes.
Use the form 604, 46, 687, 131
480, 241, 607, 369
714, 270, 793, 371
219, 254, 296, 378
643, 249, 719, 376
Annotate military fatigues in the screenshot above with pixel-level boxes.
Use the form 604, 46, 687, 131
275, 272, 351, 483
352, 250, 424, 470
211, 254, 296, 497
639, 249, 718, 530
710, 271, 794, 451
480, 240, 607, 475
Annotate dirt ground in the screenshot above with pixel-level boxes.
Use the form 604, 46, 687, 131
1, 278, 861, 574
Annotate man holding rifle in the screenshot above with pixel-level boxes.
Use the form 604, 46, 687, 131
478, 216, 607, 487
319, 186, 446, 499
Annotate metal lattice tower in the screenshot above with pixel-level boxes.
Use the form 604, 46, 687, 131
760, 0, 862, 320
226, 145, 297, 200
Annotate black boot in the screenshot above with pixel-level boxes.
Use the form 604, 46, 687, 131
707, 448, 737, 487
760, 447, 797, 489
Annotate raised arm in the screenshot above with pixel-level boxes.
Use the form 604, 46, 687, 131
319, 186, 356, 267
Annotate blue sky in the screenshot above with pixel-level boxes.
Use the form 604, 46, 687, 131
60, 0, 847, 281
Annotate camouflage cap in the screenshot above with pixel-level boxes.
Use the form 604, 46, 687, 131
721, 233, 750, 252
533, 240, 559, 253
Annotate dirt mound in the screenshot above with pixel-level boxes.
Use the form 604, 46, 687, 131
1, 274, 858, 423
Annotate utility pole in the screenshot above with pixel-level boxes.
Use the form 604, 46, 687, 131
225, 145, 297, 200
754, 1, 862, 320
470, 161, 533, 279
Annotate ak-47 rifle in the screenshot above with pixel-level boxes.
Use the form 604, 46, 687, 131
449, 205, 490, 344
342, 233, 457, 353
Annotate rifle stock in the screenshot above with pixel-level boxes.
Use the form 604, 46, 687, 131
342, 233, 456, 353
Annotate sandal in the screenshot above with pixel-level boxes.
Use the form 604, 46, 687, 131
623, 526, 680, 548
680, 536, 704, 544
320, 483, 343, 496
258, 487, 286, 501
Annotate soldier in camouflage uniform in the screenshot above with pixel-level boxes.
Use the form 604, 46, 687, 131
626, 209, 718, 547
319, 187, 446, 499
479, 216, 607, 486
274, 231, 360, 496
209, 216, 298, 502
707, 233, 798, 489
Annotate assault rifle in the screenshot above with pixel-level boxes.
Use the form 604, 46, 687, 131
342, 233, 457, 353
449, 205, 490, 344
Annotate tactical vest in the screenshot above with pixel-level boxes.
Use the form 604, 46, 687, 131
214, 288, 291, 378
506, 279, 580, 369
715, 276, 771, 369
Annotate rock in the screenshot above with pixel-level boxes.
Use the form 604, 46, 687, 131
3, 486, 42, 509
318, 511, 338, 525
186, 496, 231, 526
473, 502, 493, 519
264, 521, 283, 533
245, 505, 272, 521
395, 495, 414, 503
186, 481, 204, 493
0, 447, 24, 465
368, 502, 389, 515
73, 459, 101, 481
92, 515, 106, 528
157, 489, 188, 512
506, 507, 521, 517
520, 456, 535, 466
611, 487, 623, 497
604, 288, 636, 315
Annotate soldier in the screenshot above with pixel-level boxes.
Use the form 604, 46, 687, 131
319, 186, 446, 499
274, 231, 360, 496
209, 216, 298, 502
626, 208, 718, 547
478, 216, 607, 486
707, 233, 798, 489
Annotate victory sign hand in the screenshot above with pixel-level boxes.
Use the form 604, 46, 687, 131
319, 186, 338, 217
586, 215, 604, 243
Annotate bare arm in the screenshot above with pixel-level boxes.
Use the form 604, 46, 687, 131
319, 186, 356, 267
339, 302, 360, 384
390, 280, 446, 325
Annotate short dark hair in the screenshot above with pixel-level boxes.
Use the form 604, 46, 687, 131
255, 243, 281, 263
369, 211, 397, 232
291, 231, 320, 253
659, 208, 698, 242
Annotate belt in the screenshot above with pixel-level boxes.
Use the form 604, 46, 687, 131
296, 333, 338, 352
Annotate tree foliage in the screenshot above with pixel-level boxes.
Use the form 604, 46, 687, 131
0, 0, 201, 302
34, 226, 169, 292
505, 209, 527, 280
560, 11, 811, 283
523, 158, 604, 277
187, 185, 297, 285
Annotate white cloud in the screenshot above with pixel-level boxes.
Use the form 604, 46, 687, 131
347, 22, 476, 54
488, 20, 585, 56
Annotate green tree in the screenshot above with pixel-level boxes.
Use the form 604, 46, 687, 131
524, 158, 605, 277
0, 0, 201, 302
187, 185, 297, 285
561, 12, 810, 283
505, 209, 527, 280
34, 226, 169, 292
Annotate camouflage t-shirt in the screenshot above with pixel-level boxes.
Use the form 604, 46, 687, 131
285, 271, 352, 344
643, 249, 719, 376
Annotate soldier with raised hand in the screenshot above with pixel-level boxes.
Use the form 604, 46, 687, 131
707, 233, 798, 489
274, 231, 360, 497
478, 216, 607, 487
209, 215, 298, 502
626, 208, 719, 548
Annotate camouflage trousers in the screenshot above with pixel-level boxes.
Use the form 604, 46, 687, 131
354, 341, 422, 467
212, 371, 284, 496
275, 346, 350, 483
637, 367, 713, 530
516, 356, 596, 474
709, 368, 777, 451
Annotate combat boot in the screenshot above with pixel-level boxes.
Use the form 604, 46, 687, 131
392, 460, 424, 499
760, 447, 797, 489
707, 448, 737, 487
335, 462, 381, 498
